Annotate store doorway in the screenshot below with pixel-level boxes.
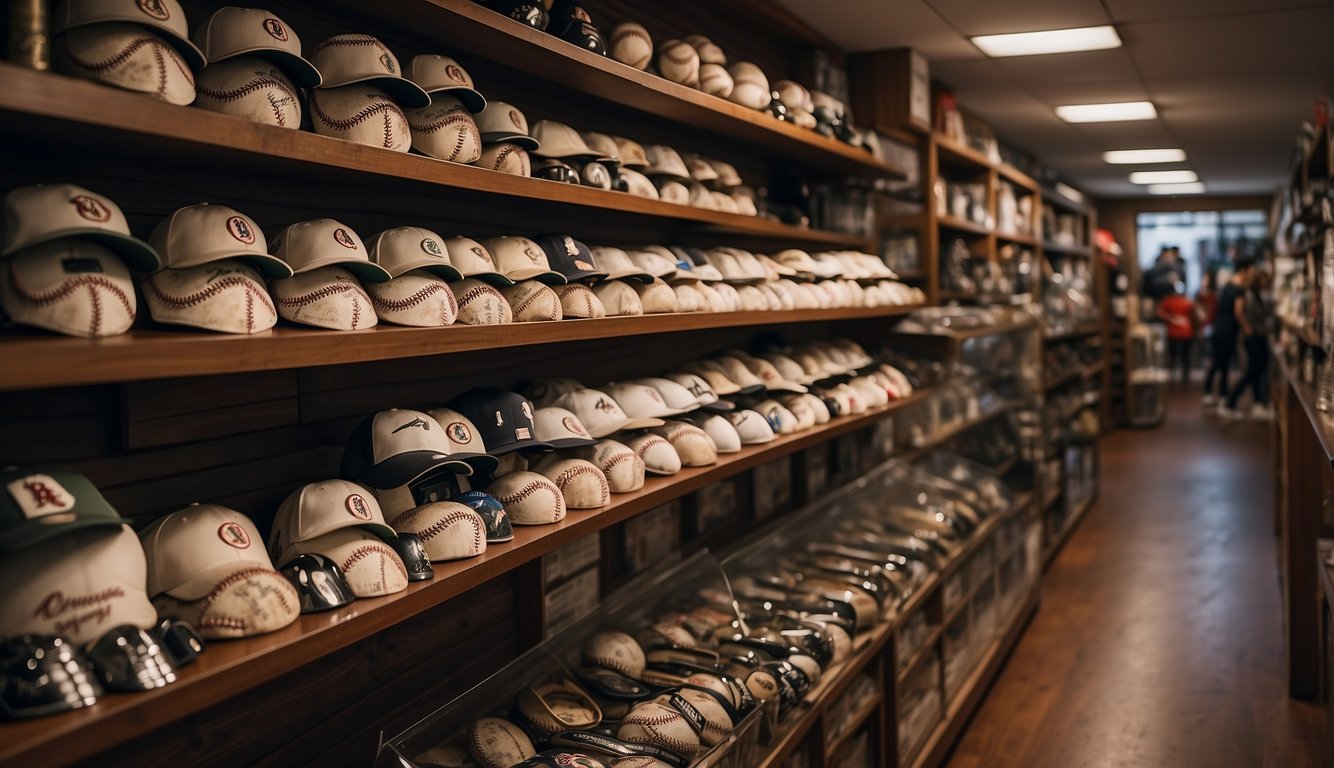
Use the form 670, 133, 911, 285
1136, 209, 1269, 293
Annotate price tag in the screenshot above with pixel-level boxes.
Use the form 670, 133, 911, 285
544, 567, 600, 637
695, 479, 738, 532
752, 457, 792, 521
623, 502, 681, 576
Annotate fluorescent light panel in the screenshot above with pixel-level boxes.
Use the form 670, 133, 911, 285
972, 25, 1121, 57
1148, 182, 1205, 195
1129, 170, 1198, 184
1102, 148, 1186, 164
1055, 101, 1157, 123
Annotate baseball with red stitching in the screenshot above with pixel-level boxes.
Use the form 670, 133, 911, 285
194, 57, 301, 128
271, 266, 376, 330
407, 97, 482, 164
670, 688, 734, 745
569, 439, 645, 493
477, 142, 531, 177
654, 39, 699, 87
727, 61, 771, 110
468, 717, 536, 768
683, 673, 741, 710
651, 423, 718, 467
153, 567, 299, 640
535, 458, 608, 509
609, 22, 653, 70
592, 280, 643, 317
55, 24, 195, 106
612, 758, 675, 768
365, 272, 458, 327
308, 84, 411, 152
499, 281, 561, 323
450, 277, 513, 325
685, 35, 727, 66
1, 243, 136, 338
617, 699, 703, 758
487, 471, 566, 525
582, 630, 647, 678
644, 621, 699, 650
624, 434, 681, 476
142, 263, 276, 334
555, 283, 606, 319
698, 62, 733, 98
309, 528, 409, 597
389, 501, 485, 562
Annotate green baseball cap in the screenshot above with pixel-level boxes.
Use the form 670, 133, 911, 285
0, 467, 124, 554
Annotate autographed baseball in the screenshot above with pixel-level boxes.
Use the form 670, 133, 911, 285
582, 630, 647, 678
56, 24, 195, 105
631, 278, 678, 315
624, 434, 681, 476
271, 266, 376, 330
609, 22, 653, 70
650, 423, 717, 466
670, 688, 734, 745
569, 439, 646, 493
555, 283, 606, 319
697, 63, 733, 98
1, 242, 136, 338
499, 281, 562, 322
487, 471, 567, 525
194, 56, 300, 127
303, 528, 408, 597
684, 34, 726, 65
308, 84, 411, 151
469, 717, 536, 768
152, 568, 298, 640
388, 501, 485, 561
365, 272, 458, 327
726, 61, 770, 110
617, 700, 703, 758
613, 758, 675, 768
451, 278, 513, 325
476, 142, 531, 177
592, 280, 643, 317
142, 263, 276, 334
535, 458, 609, 509
655, 39, 699, 86
407, 96, 482, 163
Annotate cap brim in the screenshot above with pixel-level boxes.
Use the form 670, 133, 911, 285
482, 133, 539, 151
327, 75, 431, 108
451, 452, 499, 475
620, 417, 666, 431
218, 49, 322, 88
767, 382, 809, 394
668, 272, 703, 283
0, 516, 123, 555
167, 561, 278, 602
462, 271, 514, 287
489, 438, 554, 455
563, 269, 609, 282
356, 451, 474, 488
6, 230, 162, 271
506, 268, 566, 285
337, 260, 393, 284
545, 435, 599, 449
382, 257, 464, 281
426, 87, 486, 113
699, 400, 736, 413
606, 270, 653, 283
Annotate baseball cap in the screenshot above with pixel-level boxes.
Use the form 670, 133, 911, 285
699, 358, 765, 394
663, 372, 734, 412
138, 504, 284, 600
1, 242, 138, 338
710, 160, 743, 188
149, 203, 292, 278
631, 377, 702, 415
192, 6, 320, 87
604, 381, 692, 420
521, 377, 587, 406
681, 154, 719, 183
270, 479, 397, 555
687, 413, 741, 454
675, 247, 723, 282
538, 235, 607, 282
2, 184, 159, 269
366, 226, 462, 281
737, 354, 808, 393
0, 525, 157, 644
620, 168, 659, 200
552, 388, 664, 438
613, 136, 649, 169
476, 101, 538, 150
580, 132, 621, 165
625, 249, 679, 280
450, 387, 553, 455
530, 121, 598, 159
270, 219, 392, 283
533, 407, 598, 449
425, 407, 499, 475
761, 352, 817, 385
408, 54, 484, 112
53, 0, 205, 69
482, 236, 565, 285
309, 34, 429, 107
341, 408, 474, 488
643, 145, 690, 180
442, 236, 509, 285
726, 409, 776, 445
0, 468, 125, 554
678, 365, 740, 396
590, 246, 652, 283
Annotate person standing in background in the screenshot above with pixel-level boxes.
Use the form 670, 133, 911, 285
1157, 283, 1196, 384
1204, 257, 1254, 408
1222, 267, 1273, 419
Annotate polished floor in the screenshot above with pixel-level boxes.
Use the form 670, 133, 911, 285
946, 384, 1327, 768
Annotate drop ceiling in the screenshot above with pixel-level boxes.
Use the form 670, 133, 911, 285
776, 0, 1334, 198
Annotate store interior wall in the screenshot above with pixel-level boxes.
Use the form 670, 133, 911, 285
1098, 195, 1273, 285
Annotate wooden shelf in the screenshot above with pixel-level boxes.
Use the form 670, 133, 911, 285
933, 133, 994, 172
1042, 241, 1094, 258
995, 230, 1040, 248
0, 63, 870, 252
996, 164, 1040, 192
1278, 353, 1334, 466
891, 316, 1038, 341
896, 624, 944, 686
1043, 362, 1102, 393
1041, 187, 1094, 216
324, 0, 905, 181
938, 214, 993, 237
0, 304, 917, 391
1043, 325, 1102, 343
0, 388, 933, 768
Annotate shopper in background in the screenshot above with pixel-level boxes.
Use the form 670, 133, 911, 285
1204, 257, 1254, 408
1142, 246, 1184, 301
1157, 282, 1196, 384
1223, 267, 1273, 419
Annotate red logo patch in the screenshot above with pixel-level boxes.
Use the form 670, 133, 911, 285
70, 195, 110, 222
346, 494, 372, 520
445, 64, 466, 84
227, 216, 256, 245
446, 421, 472, 445
137, 0, 170, 21
333, 228, 358, 249
218, 522, 251, 549
263, 18, 289, 41
508, 109, 523, 130
562, 416, 586, 435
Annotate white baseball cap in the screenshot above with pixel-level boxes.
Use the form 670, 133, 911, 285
709, 160, 743, 188
1, 241, 137, 338
620, 168, 660, 199
442, 236, 509, 285
613, 136, 649, 168
482, 236, 565, 284
605, 381, 693, 420
530, 121, 599, 159
533, 406, 598, 449
309, 34, 429, 107
737, 354, 807, 393
711, 356, 768, 392
54, 0, 205, 69
341, 408, 475, 488
426, 407, 500, 475
663, 372, 733, 412
630, 377, 702, 415
408, 54, 484, 112
270, 479, 397, 557
590, 246, 652, 283
150, 203, 292, 278
643, 145, 690, 180
625, 249, 679, 280
688, 413, 741, 453
580, 132, 621, 165
553, 388, 664, 438
761, 352, 818, 386
726, 409, 775, 445
270, 219, 392, 283
592, 280, 643, 316
0, 525, 156, 645
755, 399, 799, 434
2, 183, 159, 269
522, 377, 587, 407
476, 101, 538, 150
365, 226, 462, 281
681, 154, 719, 183
138, 504, 281, 600
678, 364, 741, 396
192, 6, 320, 86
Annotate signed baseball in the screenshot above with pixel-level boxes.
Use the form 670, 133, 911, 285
298, 527, 408, 598
1, 242, 137, 338
582, 630, 647, 678
271, 266, 376, 330
56, 23, 195, 105
388, 501, 485, 562
308, 84, 411, 151
569, 439, 645, 493
152, 568, 298, 640
365, 272, 458, 327
469, 717, 536, 768
535, 457, 609, 509
617, 700, 702, 758
487, 470, 566, 525
476, 142, 531, 177
609, 22, 653, 70
407, 95, 482, 163
649, 423, 717, 466
499, 280, 562, 322
726, 61, 770, 110
654, 39, 699, 87
624, 434, 681, 476
451, 278, 513, 325
698, 63, 733, 98
142, 263, 276, 334
194, 56, 300, 127
555, 283, 606, 319
684, 34, 726, 65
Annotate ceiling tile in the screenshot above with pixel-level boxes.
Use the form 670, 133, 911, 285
773, 0, 977, 57
1106, 0, 1331, 23
991, 48, 1140, 88
1123, 7, 1334, 78
924, 0, 1110, 37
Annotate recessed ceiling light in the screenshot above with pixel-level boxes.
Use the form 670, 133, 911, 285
972, 25, 1121, 57
1103, 148, 1186, 164
1055, 101, 1157, 123
1130, 170, 1198, 184
1148, 182, 1205, 195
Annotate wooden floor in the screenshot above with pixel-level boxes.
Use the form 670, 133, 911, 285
945, 385, 1327, 768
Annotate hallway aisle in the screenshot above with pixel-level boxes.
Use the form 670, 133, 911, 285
945, 388, 1326, 768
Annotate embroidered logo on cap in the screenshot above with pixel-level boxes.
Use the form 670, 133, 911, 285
346, 494, 372, 520
137, 0, 170, 21
508, 109, 523, 130
445, 63, 466, 84
70, 195, 111, 222
562, 416, 586, 435
494, 411, 504, 426
594, 397, 618, 414
446, 422, 472, 444
333, 228, 358, 249
379, 53, 395, 73
515, 428, 531, 439
523, 245, 543, 264
263, 18, 289, 41
392, 417, 431, 434
521, 401, 533, 419
227, 216, 256, 245
420, 238, 443, 257
563, 237, 578, 256
7, 475, 75, 521
218, 522, 251, 549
